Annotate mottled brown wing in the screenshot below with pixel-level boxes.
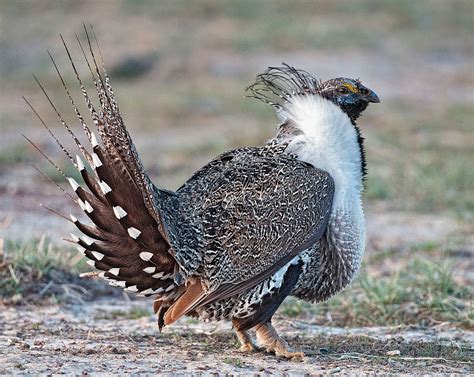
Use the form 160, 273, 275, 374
168, 146, 334, 318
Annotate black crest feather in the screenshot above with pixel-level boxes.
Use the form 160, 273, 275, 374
246, 63, 323, 110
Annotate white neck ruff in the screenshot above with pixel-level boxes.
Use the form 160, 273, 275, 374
276, 95, 364, 210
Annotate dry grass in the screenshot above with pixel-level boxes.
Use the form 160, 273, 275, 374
0, 237, 116, 302
0, 143, 30, 165
280, 242, 473, 330
2, 236, 472, 331
364, 103, 474, 220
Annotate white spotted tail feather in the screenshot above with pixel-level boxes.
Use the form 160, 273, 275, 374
25, 24, 177, 301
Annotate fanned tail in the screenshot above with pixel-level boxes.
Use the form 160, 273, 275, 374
25, 25, 179, 304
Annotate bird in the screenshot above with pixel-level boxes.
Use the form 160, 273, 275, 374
25, 26, 379, 361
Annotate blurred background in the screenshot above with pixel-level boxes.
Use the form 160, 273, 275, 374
0, 0, 472, 334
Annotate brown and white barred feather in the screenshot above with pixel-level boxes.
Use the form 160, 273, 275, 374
25, 25, 178, 305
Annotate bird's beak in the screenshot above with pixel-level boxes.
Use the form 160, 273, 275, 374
365, 89, 380, 103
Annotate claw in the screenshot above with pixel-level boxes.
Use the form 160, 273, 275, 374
255, 321, 306, 361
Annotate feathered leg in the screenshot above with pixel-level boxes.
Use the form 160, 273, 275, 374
255, 321, 305, 361
232, 320, 258, 353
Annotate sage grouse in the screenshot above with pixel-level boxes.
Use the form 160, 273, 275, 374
26, 29, 379, 360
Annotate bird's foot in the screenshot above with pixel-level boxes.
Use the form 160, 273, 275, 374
239, 341, 259, 353
255, 321, 306, 362
271, 342, 305, 362
234, 328, 259, 353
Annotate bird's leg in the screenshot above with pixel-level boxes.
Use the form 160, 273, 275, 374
235, 329, 258, 352
233, 321, 258, 352
255, 321, 305, 361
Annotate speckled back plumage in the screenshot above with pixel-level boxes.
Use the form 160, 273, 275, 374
173, 145, 334, 283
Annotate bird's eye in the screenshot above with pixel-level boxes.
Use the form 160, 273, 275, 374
359, 87, 368, 95
338, 87, 350, 94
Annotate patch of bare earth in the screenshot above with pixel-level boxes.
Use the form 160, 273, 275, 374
1, 300, 472, 374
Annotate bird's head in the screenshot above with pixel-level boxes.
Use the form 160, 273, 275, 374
319, 78, 380, 123
247, 64, 380, 124
247, 64, 380, 180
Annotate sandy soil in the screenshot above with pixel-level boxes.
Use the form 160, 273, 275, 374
1, 299, 472, 375
1, 179, 471, 374
1, 206, 472, 374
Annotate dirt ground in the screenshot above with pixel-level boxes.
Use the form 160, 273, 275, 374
1, 298, 472, 375
1, 211, 472, 375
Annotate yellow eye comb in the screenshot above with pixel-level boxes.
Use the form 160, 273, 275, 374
342, 83, 358, 93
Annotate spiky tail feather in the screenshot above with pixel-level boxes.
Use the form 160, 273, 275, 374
25, 24, 178, 303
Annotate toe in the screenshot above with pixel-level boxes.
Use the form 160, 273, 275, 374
275, 349, 306, 362
289, 351, 306, 362
239, 342, 258, 353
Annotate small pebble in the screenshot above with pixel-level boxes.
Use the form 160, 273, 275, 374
386, 349, 401, 356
